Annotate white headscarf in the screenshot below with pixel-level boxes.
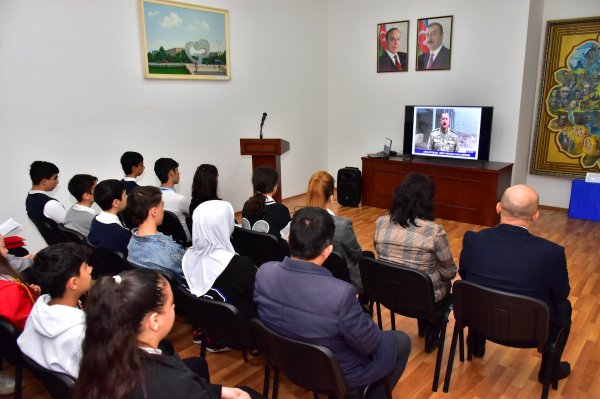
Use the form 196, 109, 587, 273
182, 200, 236, 296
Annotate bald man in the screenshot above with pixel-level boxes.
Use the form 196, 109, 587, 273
459, 184, 571, 383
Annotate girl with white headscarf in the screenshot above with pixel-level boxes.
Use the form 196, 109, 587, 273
182, 200, 258, 320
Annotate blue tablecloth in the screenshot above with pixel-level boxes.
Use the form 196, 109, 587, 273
568, 179, 600, 222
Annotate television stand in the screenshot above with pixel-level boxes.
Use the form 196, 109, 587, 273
361, 157, 513, 226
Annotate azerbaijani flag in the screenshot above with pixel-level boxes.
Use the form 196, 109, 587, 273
417, 19, 429, 56
378, 24, 387, 56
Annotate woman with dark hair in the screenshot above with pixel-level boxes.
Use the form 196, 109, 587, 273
241, 167, 290, 237
305, 171, 365, 292
374, 172, 457, 352
189, 164, 220, 215
74, 269, 255, 399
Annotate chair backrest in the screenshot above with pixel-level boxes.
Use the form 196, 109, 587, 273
89, 246, 132, 277
359, 257, 436, 320
250, 318, 347, 398
175, 285, 254, 351
230, 226, 290, 267
22, 354, 75, 399
157, 210, 188, 245
322, 252, 351, 283
58, 224, 90, 245
0, 317, 22, 366
452, 280, 549, 352
31, 218, 66, 245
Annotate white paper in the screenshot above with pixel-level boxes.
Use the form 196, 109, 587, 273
0, 218, 21, 236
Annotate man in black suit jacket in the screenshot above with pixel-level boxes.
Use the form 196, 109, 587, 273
378, 28, 408, 72
459, 184, 571, 382
417, 22, 450, 70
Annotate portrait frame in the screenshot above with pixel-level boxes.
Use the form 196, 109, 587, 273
416, 15, 453, 71
530, 17, 600, 178
377, 20, 410, 73
139, 0, 230, 81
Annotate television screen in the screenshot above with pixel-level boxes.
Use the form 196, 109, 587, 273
403, 105, 494, 161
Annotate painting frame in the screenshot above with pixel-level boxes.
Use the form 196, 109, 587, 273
530, 17, 600, 178
139, 0, 231, 81
415, 15, 453, 71
377, 20, 410, 73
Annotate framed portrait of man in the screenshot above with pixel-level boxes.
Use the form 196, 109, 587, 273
377, 21, 409, 73
416, 16, 453, 71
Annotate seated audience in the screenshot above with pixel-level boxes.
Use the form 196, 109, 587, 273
127, 186, 186, 285
242, 166, 290, 237
0, 254, 40, 331
120, 151, 145, 194
459, 184, 572, 383
74, 269, 256, 399
17, 243, 93, 378
88, 179, 131, 255
25, 161, 66, 233
189, 164, 221, 215
155, 157, 191, 242
64, 174, 98, 236
254, 207, 411, 397
305, 171, 365, 292
374, 173, 457, 351
182, 200, 258, 320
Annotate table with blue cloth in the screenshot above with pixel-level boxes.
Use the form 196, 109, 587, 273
568, 179, 600, 222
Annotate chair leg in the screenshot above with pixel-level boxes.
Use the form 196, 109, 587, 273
458, 328, 465, 363
390, 310, 395, 330
466, 330, 473, 361
313, 393, 319, 399
376, 302, 382, 330
200, 341, 207, 358
262, 365, 270, 397
14, 363, 22, 399
540, 351, 554, 399
272, 368, 280, 399
242, 350, 248, 363
442, 327, 460, 393
432, 312, 450, 392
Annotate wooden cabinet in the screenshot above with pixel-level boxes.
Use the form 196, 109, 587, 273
361, 157, 513, 226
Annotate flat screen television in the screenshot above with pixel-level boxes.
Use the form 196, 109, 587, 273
403, 105, 494, 162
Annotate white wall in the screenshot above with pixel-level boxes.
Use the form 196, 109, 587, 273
526, 0, 600, 207
326, 0, 531, 174
0, 0, 328, 251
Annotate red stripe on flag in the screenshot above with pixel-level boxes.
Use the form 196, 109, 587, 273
418, 20, 429, 55
379, 24, 387, 56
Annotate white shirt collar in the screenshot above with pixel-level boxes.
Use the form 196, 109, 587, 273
123, 176, 137, 182
429, 45, 442, 60
96, 211, 123, 226
139, 346, 162, 355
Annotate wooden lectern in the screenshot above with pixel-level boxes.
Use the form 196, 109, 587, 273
240, 138, 290, 203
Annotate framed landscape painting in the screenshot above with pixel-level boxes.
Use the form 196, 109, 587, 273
139, 0, 230, 80
530, 17, 600, 177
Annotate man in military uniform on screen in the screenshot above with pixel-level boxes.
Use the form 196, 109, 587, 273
428, 112, 459, 152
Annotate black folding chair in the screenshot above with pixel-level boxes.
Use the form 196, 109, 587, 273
58, 224, 91, 246
230, 226, 289, 267
322, 252, 351, 283
250, 318, 391, 399
175, 285, 254, 362
0, 317, 24, 399
359, 257, 451, 391
30, 219, 66, 245
443, 280, 565, 399
158, 210, 190, 246
88, 246, 132, 277
22, 354, 75, 399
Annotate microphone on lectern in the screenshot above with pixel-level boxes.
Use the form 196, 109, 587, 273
260, 112, 267, 139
